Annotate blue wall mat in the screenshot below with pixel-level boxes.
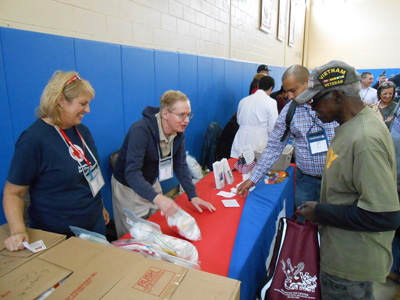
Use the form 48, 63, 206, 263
0, 28, 75, 140
0, 31, 13, 225
224, 60, 243, 123
212, 58, 228, 125
242, 62, 257, 96
74, 38, 125, 217
154, 50, 179, 100
197, 56, 214, 125
154, 50, 180, 194
178, 53, 200, 160
121, 46, 156, 132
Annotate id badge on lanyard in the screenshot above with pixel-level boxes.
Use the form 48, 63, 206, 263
307, 129, 329, 156
55, 125, 104, 197
158, 144, 174, 182
83, 162, 105, 197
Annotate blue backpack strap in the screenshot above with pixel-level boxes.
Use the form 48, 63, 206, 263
280, 101, 297, 142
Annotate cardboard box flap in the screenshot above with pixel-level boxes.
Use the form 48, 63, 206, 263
0, 256, 72, 300
44, 242, 144, 300
102, 258, 187, 300
39, 237, 106, 271
0, 224, 65, 258
171, 268, 241, 300
0, 255, 30, 278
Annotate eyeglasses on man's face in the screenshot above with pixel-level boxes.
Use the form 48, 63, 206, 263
168, 110, 194, 120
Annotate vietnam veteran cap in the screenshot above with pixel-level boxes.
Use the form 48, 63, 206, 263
295, 60, 361, 104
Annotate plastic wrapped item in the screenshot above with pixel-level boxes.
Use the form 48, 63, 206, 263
166, 208, 201, 241
113, 239, 200, 270
186, 151, 204, 180
123, 209, 199, 264
69, 226, 110, 246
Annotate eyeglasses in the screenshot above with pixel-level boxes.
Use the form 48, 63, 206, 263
168, 110, 194, 120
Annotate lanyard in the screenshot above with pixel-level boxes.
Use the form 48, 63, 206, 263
57, 126, 91, 167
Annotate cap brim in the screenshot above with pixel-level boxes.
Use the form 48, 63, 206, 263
295, 87, 322, 104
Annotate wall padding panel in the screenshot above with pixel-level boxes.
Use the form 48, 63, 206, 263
74, 38, 125, 216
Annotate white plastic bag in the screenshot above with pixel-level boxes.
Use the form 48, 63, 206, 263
166, 208, 202, 241
186, 151, 203, 180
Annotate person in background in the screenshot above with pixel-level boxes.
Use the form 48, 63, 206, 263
231, 76, 278, 158
237, 65, 337, 208
3, 71, 110, 251
372, 71, 386, 89
112, 90, 216, 238
270, 85, 289, 113
298, 60, 400, 299
390, 72, 400, 88
249, 64, 271, 94
371, 81, 397, 128
359, 71, 378, 105
249, 73, 267, 95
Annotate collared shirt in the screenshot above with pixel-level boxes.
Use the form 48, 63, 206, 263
155, 112, 177, 157
359, 87, 378, 105
250, 102, 338, 183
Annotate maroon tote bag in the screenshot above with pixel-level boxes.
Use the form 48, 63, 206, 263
256, 212, 321, 300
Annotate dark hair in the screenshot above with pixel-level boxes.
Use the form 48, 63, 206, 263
258, 76, 275, 91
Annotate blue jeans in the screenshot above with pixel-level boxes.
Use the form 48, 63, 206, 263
295, 168, 322, 207
320, 270, 374, 300
392, 236, 400, 275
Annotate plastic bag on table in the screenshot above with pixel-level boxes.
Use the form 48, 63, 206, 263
166, 208, 202, 241
123, 209, 199, 264
69, 226, 110, 246
113, 239, 200, 269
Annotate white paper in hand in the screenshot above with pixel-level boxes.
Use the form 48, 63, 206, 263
23, 240, 47, 253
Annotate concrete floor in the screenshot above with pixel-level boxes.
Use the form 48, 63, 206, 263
375, 279, 399, 300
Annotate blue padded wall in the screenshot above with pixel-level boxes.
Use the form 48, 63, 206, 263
1, 28, 75, 139
0, 26, 347, 227
74, 38, 125, 216
121, 46, 156, 131
0, 31, 14, 225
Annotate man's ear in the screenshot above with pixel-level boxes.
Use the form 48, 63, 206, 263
161, 108, 169, 119
333, 90, 343, 103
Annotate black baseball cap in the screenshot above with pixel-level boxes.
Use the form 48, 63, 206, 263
257, 65, 271, 73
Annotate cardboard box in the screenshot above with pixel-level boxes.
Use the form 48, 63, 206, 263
0, 224, 66, 299
0, 224, 66, 277
255, 145, 294, 171
43, 238, 240, 300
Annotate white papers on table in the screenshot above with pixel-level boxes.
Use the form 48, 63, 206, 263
217, 191, 236, 198
221, 199, 240, 208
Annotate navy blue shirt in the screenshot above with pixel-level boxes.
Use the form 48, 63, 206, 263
7, 119, 103, 235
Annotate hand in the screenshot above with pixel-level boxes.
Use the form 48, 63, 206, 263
153, 194, 179, 217
4, 232, 29, 252
237, 180, 255, 196
103, 206, 110, 225
298, 201, 318, 222
191, 197, 216, 213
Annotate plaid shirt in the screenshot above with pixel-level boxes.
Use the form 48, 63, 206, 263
250, 102, 338, 183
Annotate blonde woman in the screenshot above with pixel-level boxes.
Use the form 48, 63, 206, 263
4, 71, 109, 251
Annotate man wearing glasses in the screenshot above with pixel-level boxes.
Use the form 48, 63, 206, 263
298, 60, 400, 299
112, 90, 216, 238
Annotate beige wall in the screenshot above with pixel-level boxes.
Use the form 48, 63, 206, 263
0, 0, 306, 67
305, 0, 400, 69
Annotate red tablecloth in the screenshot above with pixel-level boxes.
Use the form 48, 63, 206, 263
121, 159, 244, 276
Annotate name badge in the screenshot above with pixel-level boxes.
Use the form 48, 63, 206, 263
159, 156, 173, 181
84, 163, 105, 197
307, 130, 329, 155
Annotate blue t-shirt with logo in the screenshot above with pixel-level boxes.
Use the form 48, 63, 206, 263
7, 119, 103, 235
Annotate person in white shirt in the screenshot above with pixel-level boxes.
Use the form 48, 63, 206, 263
231, 76, 278, 158
359, 72, 378, 105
